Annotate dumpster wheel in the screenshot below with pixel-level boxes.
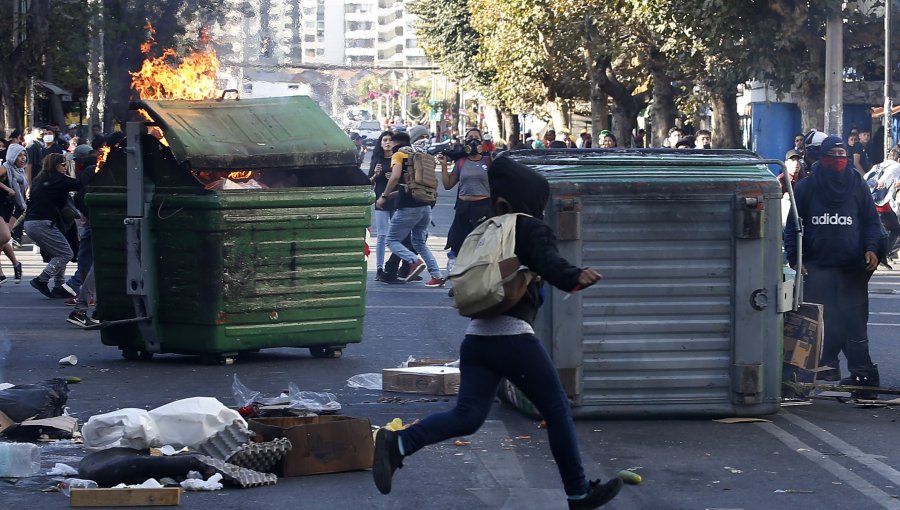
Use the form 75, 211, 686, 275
122, 349, 154, 362
309, 346, 343, 359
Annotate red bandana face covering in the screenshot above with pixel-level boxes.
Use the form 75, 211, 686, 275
820, 155, 848, 172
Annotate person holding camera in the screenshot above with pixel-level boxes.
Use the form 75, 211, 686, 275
439, 128, 494, 291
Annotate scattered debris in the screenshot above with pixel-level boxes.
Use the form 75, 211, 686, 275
723, 466, 743, 474
47, 463, 79, 476
454, 440, 471, 446
713, 418, 772, 424
347, 373, 382, 390
179, 472, 222, 491
774, 489, 814, 494
58, 355, 78, 366
617, 469, 642, 485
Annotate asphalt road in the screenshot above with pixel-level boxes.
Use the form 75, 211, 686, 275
1, 165, 899, 510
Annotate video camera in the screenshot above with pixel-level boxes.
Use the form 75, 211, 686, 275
427, 141, 466, 160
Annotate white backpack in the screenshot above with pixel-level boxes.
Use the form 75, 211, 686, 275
449, 213, 536, 318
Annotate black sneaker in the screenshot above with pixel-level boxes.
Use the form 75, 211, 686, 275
67, 310, 91, 328
30, 277, 54, 298
375, 269, 385, 281
372, 428, 404, 495
51, 286, 74, 299
380, 273, 406, 285
13, 262, 22, 283
568, 478, 624, 509
0, 274, 6, 286
840, 365, 880, 400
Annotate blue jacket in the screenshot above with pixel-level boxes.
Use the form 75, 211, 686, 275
785, 168, 882, 268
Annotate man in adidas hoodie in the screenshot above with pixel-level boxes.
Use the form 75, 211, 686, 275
372, 156, 623, 509
785, 135, 882, 397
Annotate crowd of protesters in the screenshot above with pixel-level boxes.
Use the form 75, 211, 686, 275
0, 123, 113, 327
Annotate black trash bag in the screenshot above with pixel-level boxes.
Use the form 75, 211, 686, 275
0, 378, 70, 423
79, 448, 206, 487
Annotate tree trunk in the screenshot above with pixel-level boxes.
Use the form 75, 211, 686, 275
710, 89, 741, 149
483, 105, 502, 143
796, 79, 825, 133
611, 98, 638, 148
86, 0, 105, 135
501, 109, 520, 149
546, 98, 570, 134
651, 69, 677, 147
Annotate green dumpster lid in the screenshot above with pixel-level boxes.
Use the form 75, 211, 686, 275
136, 96, 357, 171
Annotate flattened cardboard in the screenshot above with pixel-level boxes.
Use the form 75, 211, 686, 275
406, 358, 457, 368
249, 416, 373, 476
382, 366, 461, 395
783, 303, 823, 370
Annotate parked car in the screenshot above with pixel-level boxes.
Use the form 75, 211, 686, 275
357, 120, 382, 146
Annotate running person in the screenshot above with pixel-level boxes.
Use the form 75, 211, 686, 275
0, 143, 26, 285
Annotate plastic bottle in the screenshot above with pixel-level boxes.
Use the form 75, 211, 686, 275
59, 478, 99, 496
0, 442, 41, 477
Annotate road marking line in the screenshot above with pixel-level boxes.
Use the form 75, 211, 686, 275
780, 412, 900, 486
756, 422, 900, 509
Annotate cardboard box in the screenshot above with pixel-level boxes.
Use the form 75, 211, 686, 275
249, 416, 373, 476
382, 366, 461, 395
783, 303, 824, 370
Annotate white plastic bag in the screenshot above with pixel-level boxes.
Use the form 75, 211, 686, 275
82, 397, 245, 450
81, 408, 160, 451
148, 397, 246, 449
347, 373, 382, 390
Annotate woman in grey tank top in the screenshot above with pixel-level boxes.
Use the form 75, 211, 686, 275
439, 128, 494, 279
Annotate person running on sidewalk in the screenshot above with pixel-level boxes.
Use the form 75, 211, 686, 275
372, 156, 623, 509
785, 135, 882, 398
376, 130, 444, 287
0, 143, 26, 285
23, 153, 82, 298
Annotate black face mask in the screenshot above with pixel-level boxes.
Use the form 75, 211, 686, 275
464, 139, 483, 155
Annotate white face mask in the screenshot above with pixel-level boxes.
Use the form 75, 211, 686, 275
43, 134, 54, 144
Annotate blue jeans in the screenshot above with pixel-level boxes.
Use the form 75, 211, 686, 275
66, 224, 92, 292
387, 205, 441, 279
398, 333, 589, 496
373, 208, 393, 270
25, 220, 73, 286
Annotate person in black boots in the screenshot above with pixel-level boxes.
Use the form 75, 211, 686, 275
785, 135, 883, 399
372, 155, 623, 508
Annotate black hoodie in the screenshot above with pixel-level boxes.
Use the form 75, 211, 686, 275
488, 156, 582, 324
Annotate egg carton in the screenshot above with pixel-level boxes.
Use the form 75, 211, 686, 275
227, 438, 292, 473
195, 422, 255, 461
195, 454, 277, 488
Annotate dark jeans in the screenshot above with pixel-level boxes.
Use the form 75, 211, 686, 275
879, 210, 900, 256
398, 333, 588, 496
805, 264, 875, 374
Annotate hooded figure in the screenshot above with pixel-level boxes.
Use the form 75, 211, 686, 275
488, 156, 550, 219
784, 135, 882, 397
3, 143, 28, 210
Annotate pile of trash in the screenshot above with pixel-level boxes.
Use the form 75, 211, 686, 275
0, 376, 373, 503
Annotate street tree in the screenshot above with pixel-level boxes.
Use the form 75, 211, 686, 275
409, 0, 518, 143
0, 0, 51, 131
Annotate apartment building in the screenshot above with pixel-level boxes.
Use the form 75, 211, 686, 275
212, 0, 429, 68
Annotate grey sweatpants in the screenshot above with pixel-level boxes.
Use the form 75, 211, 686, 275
25, 219, 73, 286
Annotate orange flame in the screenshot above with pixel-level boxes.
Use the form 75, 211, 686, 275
136, 108, 169, 147
228, 171, 253, 180
95, 146, 111, 173
130, 23, 219, 101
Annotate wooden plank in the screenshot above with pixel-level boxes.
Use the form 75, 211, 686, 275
70, 488, 181, 507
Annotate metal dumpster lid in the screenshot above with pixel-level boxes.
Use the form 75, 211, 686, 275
136, 96, 356, 171
505, 148, 777, 181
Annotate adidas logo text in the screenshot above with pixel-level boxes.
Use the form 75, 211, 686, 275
810, 213, 853, 226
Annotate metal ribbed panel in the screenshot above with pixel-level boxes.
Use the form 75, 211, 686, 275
579, 198, 733, 404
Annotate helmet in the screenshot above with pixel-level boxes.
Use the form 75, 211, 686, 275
804, 129, 828, 162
